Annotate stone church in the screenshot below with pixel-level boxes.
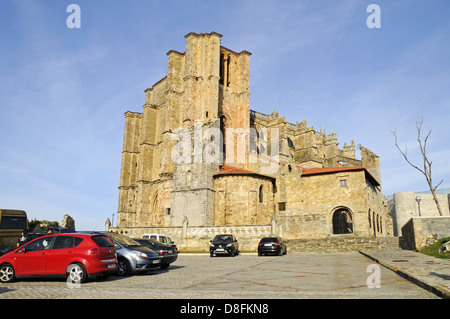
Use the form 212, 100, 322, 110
112, 32, 392, 250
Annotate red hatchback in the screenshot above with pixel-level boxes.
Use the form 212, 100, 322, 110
0, 233, 117, 283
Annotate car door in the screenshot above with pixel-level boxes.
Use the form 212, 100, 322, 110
46, 236, 77, 275
15, 236, 53, 275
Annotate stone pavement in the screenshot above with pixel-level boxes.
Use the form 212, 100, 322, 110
0, 252, 441, 299
360, 249, 450, 299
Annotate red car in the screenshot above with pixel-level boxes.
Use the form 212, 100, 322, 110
0, 233, 117, 283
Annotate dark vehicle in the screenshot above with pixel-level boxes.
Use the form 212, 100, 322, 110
134, 238, 178, 269
103, 232, 160, 276
210, 234, 239, 257
0, 209, 27, 255
0, 233, 117, 283
22, 227, 76, 244
257, 237, 287, 256
48, 226, 75, 234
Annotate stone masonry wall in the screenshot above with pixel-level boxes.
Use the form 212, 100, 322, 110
401, 216, 450, 250
108, 225, 272, 252
277, 170, 389, 239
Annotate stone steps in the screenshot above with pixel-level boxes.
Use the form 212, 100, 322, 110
286, 236, 382, 253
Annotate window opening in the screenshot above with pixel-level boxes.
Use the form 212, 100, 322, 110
259, 185, 263, 203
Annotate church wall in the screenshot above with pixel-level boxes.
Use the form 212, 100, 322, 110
170, 162, 219, 227
134, 179, 173, 227
213, 175, 274, 226
278, 170, 388, 239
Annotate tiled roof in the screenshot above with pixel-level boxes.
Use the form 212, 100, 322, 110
213, 163, 380, 186
213, 165, 275, 180
301, 166, 366, 175
301, 166, 380, 186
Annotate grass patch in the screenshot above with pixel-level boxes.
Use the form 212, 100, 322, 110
419, 237, 450, 259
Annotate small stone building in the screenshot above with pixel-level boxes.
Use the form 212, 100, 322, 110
112, 32, 392, 250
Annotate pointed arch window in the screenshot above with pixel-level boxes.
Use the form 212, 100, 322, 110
219, 54, 230, 86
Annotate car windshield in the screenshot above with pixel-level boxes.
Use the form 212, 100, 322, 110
260, 237, 278, 243
107, 233, 140, 246
213, 235, 233, 242
136, 239, 158, 248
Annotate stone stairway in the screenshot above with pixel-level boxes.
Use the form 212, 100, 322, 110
286, 236, 385, 253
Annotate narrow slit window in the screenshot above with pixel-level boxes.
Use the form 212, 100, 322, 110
259, 185, 263, 203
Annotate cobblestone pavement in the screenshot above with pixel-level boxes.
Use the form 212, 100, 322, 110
0, 252, 440, 299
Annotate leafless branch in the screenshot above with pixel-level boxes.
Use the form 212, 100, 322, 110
392, 117, 444, 216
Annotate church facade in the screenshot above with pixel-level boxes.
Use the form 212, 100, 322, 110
113, 32, 392, 250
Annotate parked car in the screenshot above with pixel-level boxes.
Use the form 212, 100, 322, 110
257, 237, 287, 256
0, 233, 117, 283
210, 234, 239, 257
134, 238, 178, 269
103, 232, 160, 276
141, 233, 175, 246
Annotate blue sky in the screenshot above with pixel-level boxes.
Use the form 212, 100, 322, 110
1, 0, 449, 230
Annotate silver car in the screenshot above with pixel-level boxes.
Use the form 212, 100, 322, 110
104, 232, 161, 276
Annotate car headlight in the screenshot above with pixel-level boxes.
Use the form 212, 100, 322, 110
134, 251, 148, 258
226, 243, 233, 247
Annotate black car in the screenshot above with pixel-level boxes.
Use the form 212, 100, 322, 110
134, 238, 178, 269
257, 237, 287, 256
210, 234, 239, 257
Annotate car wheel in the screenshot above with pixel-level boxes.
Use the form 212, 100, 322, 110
117, 258, 131, 276
67, 263, 87, 283
0, 263, 15, 283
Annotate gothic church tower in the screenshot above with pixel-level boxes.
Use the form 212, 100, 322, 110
117, 32, 252, 228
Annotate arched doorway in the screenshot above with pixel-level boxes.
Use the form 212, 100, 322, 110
332, 208, 353, 234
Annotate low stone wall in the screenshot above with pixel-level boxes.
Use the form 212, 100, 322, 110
401, 217, 450, 250
108, 225, 272, 252
108, 225, 398, 253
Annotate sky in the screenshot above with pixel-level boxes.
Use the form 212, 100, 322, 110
1, 0, 449, 230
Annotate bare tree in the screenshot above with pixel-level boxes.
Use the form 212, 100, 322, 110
392, 117, 443, 216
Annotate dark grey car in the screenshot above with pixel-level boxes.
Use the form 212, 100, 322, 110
104, 232, 161, 276
210, 234, 239, 257
134, 238, 178, 269
257, 237, 287, 256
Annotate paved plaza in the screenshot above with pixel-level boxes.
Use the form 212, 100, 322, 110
0, 252, 440, 299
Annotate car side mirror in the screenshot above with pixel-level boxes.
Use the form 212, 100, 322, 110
234, 239, 237, 242
210, 240, 212, 242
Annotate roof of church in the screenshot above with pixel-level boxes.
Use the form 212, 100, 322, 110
213, 165, 380, 186
301, 166, 380, 186
213, 165, 275, 180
